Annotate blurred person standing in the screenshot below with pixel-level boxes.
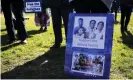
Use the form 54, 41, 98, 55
1, 0, 28, 44
111, 0, 120, 23
120, 0, 133, 32
34, 0, 50, 31
48, 0, 73, 48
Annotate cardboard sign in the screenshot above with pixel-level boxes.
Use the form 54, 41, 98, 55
64, 13, 114, 79
24, 0, 42, 13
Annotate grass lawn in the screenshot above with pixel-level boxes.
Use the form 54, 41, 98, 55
0, 13, 133, 79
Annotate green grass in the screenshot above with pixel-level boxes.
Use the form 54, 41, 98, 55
1, 13, 133, 79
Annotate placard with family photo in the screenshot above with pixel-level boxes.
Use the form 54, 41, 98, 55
64, 13, 114, 79
71, 51, 105, 76
72, 16, 107, 49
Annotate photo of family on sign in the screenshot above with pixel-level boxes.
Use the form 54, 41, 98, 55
73, 17, 106, 40
71, 52, 105, 76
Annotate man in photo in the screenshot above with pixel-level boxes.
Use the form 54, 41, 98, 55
95, 21, 104, 40
85, 20, 96, 39
74, 18, 86, 38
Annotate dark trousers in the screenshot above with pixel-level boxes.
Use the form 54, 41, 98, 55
120, 4, 132, 31
1, 0, 28, 41
51, 7, 72, 44
111, 2, 119, 21
71, 0, 109, 13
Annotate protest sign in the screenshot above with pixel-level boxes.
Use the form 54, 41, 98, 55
24, 0, 42, 13
64, 13, 114, 79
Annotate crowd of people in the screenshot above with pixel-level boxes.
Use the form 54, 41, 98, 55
1, 0, 133, 48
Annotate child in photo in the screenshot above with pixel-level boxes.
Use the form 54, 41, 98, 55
74, 28, 85, 38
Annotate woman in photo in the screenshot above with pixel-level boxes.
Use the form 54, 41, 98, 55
95, 21, 104, 40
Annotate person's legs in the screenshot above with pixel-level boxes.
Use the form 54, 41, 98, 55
115, 7, 118, 21
12, 1, 28, 42
61, 7, 73, 41
43, 11, 50, 31
37, 13, 44, 31
124, 6, 132, 31
1, 0, 16, 43
51, 7, 62, 47
120, 4, 126, 32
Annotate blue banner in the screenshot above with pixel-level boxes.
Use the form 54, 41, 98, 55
64, 13, 114, 79
24, 0, 42, 13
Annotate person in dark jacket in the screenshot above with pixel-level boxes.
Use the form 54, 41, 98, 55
48, 0, 73, 48
70, 0, 113, 13
120, 0, 133, 32
1, 0, 28, 44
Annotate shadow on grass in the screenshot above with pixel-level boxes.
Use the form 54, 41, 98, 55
27, 30, 45, 37
1, 30, 46, 51
1, 33, 23, 52
121, 31, 133, 49
1, 43, 22, 52
1, 46, 79, 79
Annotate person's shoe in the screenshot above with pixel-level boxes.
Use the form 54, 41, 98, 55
50, 43, 61, 49
20, 39, 27, 44
43, 27, 47, 32
39, 27, 44, 31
